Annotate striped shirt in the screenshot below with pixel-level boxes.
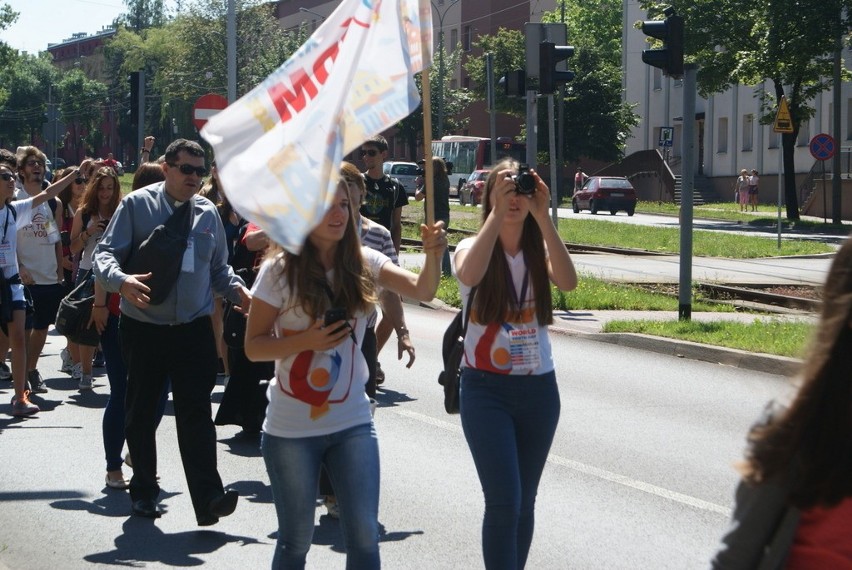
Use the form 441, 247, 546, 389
356, 214, 397, 328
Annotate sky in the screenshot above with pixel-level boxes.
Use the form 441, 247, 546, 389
3, 0, 135, 54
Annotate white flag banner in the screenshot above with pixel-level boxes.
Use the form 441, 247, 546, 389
201, 0, 432, 254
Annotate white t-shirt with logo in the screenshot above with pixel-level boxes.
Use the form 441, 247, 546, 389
14, 188, 61, 285
252, 246, 389, 438
454, 237, 554, 376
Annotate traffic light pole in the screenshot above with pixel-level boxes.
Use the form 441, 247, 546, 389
678, 64, 696, 321
547, 94, 558, 225
526, 91, 537, 166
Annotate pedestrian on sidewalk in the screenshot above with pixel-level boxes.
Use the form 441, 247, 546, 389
453, 160, 578, 569
244, 177, 446, 569
748, 169, 760, 212
734, 169, 749, 212
711, 237, 852, 569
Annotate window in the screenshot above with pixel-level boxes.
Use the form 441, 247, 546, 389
463, 26, 472, 51
653, 68, 662, 91
768, 130, 779, 149
449, 28, 458, 53
742, 114, 753, 151
717, 117, 728, 153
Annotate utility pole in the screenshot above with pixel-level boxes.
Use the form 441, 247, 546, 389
227, 0, 236, 103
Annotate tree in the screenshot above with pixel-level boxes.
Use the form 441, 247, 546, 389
115, 0, 168, 32
0, 3, 20, 107
640, 0, 852, 220
57, 69, 110, 160
396, 42, 475, 158
464, 28, 527, 119
0, 53, 59, 146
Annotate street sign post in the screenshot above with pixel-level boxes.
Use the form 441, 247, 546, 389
810, 133, 836, 224
773, 96, 794, 248
193, 93, 229, 131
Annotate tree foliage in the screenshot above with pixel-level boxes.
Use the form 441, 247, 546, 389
464, 28, 527, 118
0, 54, 59, 146
396, 42, 475, 157
640, 0, 852, 219
57, 69, 110, 158
115, 0, 168, 32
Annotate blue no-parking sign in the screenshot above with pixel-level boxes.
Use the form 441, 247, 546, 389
809, 133, 836, 161
658, 127, 673, 148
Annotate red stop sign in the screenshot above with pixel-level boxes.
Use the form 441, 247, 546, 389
193, 93, 229, 130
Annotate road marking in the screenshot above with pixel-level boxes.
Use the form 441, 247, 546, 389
391, 407, 732, 517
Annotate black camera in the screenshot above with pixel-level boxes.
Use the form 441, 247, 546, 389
511, 164, 536, 194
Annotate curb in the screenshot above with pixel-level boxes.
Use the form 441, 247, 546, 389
407, 297, 802, 377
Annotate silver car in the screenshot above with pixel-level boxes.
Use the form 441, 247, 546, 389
382, 161, 419, 196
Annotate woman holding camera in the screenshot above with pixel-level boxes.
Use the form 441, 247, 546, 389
69, 166, 121, 391
453, 160, 577, 569
245, 175, 446, 569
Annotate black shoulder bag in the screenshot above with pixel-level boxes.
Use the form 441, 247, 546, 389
55, 270, 100, 346
124, 199, 194, 305
438, 286, 476, 414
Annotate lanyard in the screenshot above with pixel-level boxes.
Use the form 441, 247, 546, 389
1, 207, 9, 244
506, 256, 529, 312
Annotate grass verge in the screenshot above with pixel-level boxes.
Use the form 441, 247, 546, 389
602, 318, 814, 358
403, 206, 834, 257
434, 274, 731, 313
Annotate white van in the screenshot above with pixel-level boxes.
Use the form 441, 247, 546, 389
382, 161, 419, 196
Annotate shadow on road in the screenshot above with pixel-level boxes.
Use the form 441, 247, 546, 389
84, 517, 265, 566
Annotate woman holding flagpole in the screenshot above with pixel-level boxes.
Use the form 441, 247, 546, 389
245, 174, 446, 569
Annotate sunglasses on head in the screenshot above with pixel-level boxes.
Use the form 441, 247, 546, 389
0, 172, 14, 181
359, 149, 379, 157
168, 163, 208, 177
74, 176, 88, 185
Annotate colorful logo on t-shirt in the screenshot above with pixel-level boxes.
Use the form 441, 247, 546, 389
282, 347, 342, 419
468, 306, 538, 375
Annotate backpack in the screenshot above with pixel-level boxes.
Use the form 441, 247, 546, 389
437, 286, 476, 414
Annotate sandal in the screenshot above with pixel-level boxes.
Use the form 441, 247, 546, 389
105, 473, 130, 490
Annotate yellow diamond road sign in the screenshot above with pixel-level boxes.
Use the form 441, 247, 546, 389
773, 96, 794, 134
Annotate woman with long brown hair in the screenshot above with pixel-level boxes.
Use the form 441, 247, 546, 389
712, 237, 852, 569
245, 176, 445, 569
69, 166, 121, 390
453, 159, 577, 569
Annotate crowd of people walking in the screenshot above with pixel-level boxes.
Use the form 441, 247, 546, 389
3, 137, 851, 569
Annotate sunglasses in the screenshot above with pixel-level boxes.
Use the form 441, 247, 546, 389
0, 172, 14, 181
25, 160, 45, 168
74, 177, 88, 185
168, 163, 208, 177
359, 149, 379, 157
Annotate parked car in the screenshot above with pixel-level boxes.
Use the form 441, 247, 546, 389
572, 176, 637, 216
459, 169, 490, 206
382, 161, 419, 196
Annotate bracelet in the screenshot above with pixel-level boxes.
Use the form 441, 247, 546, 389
397, 327, 410, 338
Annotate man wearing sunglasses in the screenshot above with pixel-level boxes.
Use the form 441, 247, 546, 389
14, 146, 68, 395
359, 135, 409, 254
94, 138, 250, 525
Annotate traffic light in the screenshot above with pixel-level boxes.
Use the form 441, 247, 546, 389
500, 69, 526, 98
641, 7, 684, 78
539, 41, 575, 95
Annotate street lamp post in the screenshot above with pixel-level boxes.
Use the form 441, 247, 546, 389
431, 0, 460, 138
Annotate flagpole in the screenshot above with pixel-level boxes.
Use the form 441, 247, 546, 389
421, 66, 436, 226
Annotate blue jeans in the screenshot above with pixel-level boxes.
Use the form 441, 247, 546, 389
460, 369, 560, 570
101, 313, 168, 472
262, 423, 381, 570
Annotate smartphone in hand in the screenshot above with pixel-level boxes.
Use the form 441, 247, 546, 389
323, 308, 356, 343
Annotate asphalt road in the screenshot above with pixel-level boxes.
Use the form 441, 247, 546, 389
0, 305, 794, 569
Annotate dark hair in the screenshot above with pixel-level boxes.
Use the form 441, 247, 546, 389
163, 139, 205, 163
199, 172, 235, 223
132, 163, 165, 190
263, 182, 375, 318
0, 149, 16, 169
16, 146, 47, 170
362, 135, 388, 153
55, 167, 78, 217
472, 159, 552, 326
80, 167, 121, 217
741, 236, 852, 509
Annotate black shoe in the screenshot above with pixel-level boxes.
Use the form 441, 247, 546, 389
208, 489, 239, 519
375, 362, 385, 386
131, 499, 162, 518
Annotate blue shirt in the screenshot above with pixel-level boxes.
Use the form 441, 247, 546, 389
93, 182, 244, 325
